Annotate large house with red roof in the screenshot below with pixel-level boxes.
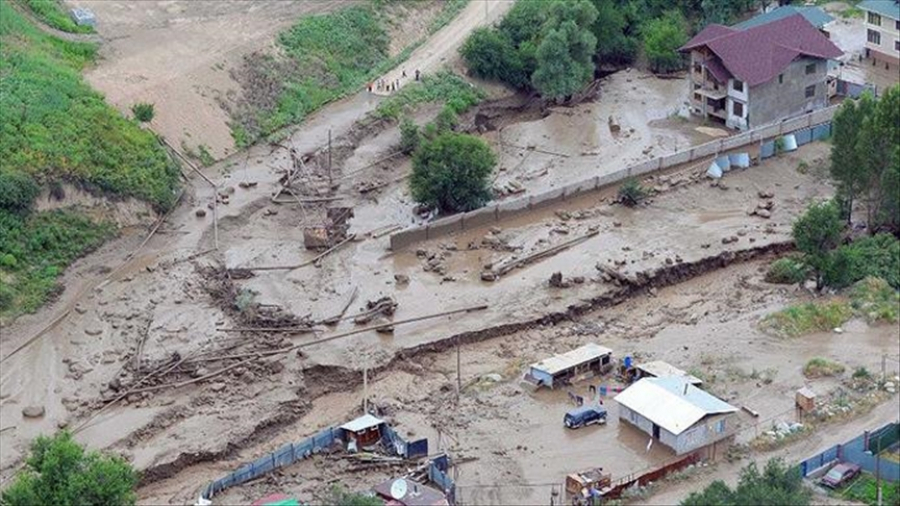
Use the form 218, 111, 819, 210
679, 14, 842, 130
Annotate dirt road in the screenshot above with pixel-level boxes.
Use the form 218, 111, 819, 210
373, 0, 514, 95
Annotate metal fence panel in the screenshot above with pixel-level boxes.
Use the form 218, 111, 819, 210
407, 438, 429, 458
811, 124, 831, 140
760, 141, 775, 159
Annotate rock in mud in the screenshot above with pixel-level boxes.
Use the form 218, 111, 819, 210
755, 209, 771, 219
394, 274, 410, 285
84, 328, 102, 336
209, 382, 226, 392
22, 406, 45, 418
195, 208, 207, 218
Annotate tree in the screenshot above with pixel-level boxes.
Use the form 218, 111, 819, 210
399, 117, 420, 155
409, 132, 496, 213
131, 102, 155, 123
459, 28, 528, 88
829, 86, 900, 233
1, 432, 138, 506
326, 485, 383, 506
617, 178, 648, 206
682, 458, 810, 506
590, 0, 637, 66
532, 0, 598, 100
792, 200, 843, 290
641, 12, 688, 73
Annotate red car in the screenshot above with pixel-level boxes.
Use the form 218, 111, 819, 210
819, 463, 861, 489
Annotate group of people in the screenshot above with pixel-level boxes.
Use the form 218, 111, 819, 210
367, 68, 421, 94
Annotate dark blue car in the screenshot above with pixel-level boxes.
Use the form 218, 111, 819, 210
564, 406, 607, 429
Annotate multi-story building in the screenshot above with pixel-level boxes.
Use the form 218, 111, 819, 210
680, 14, 842, 130
860, 0, 900, 71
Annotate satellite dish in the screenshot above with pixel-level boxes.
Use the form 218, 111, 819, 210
390, 479, 408, 500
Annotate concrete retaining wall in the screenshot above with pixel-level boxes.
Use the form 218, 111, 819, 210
389, 106, 839, 249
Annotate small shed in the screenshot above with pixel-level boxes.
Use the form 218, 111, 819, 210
565, 468, 611, 499
372, 478, 450, 506
70, 8, 96, 27
524, 343, 613, 389
796, 387, 816, 413
631, 360, 703, 386
339, 413, 385, 450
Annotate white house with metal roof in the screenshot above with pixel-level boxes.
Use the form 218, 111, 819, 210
614, 377, 738, 455
525, 343, 613, 389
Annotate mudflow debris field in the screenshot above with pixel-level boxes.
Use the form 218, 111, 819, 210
0, 1, 898, 503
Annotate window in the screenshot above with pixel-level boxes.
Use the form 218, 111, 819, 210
732, 79, 744, 92
630, 410, 638, 423
693, 61, 702, 73
805, 85, 816, 98
716, 419, 726, 433
868, 12, 881, 26
896, 19, 900, 31
896, 40, 900, 52
868, 29, 882, 45
778, 74, 784, 84
805, 62, 817, 75
694, 92, 702, 102
733, 101, 744, 118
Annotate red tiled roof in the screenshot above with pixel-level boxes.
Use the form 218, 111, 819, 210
704, 57, 731, 83
679, 14, 843, 87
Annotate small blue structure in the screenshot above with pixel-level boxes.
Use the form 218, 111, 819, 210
70, 8, 96, 28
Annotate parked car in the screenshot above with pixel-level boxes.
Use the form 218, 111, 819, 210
564, 406, 607, 429
819, 463, 861, 489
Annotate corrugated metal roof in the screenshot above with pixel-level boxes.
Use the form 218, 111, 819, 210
636, 360, 703, 385
530, 343, 613, 375
859, 0, 900, 20
340, 413, 384, 432
614, 377, 737, 435
733, 6, 834, 30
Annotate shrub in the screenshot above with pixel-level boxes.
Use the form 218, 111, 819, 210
824, 234, 900, 289
641, 12, 688, 74
792, 200, 843, 290
20, 0, 94, 34
373, 70, 485, 121
410, 132, 496, 213
1, 431, 137, 506
618, 178, 647, 207
852, 366, 871, 379
803, 357, 845, 378
131, 102, 155, 123
0, 170, 40, 213
765, 257, 809, 285
434, 106, 458, 132
399, 118, 420, 155
682, 458, 810, 506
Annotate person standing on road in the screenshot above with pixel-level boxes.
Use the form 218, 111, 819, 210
415, 69, 420, 81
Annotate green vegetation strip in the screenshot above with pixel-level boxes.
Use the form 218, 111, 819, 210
373, 70, 485, 121
0, 211, 115, 318
1, 3, 178, 319
761, 277, 899, 337
838, 473, 900, 506
17, 0, 94, 34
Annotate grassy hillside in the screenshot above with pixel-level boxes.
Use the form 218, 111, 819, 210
0, 2, 180, 319
17, 0, 95, 34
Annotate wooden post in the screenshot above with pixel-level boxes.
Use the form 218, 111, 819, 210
363, 365, 368, 414
456, 336, 461, 402
328, 128, 333, 189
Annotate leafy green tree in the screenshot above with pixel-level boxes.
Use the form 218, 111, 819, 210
0, 169, 40, 213
326, 485, 383, 506
459, 28, 528, 88
1, 432, 138, 506
399, 117, 420, 155
641, 12, 688, 73
590, 0, 637, 65
792, 200, 843, 290
532, 0, 598, 100
682, 458, 810, 506
410, 132, 496, 213
830, 98, 864, 222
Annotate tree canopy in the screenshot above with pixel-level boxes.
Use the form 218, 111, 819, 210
830, 86, 900, 233
682, 458, 811, 506
1, 432, 138, 506
409, 132, 496, 213
792, 200, 844, 290
641, 11, 689, 73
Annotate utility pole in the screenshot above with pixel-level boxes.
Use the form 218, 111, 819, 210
328, 128, 333, 189
876, 433, 883, 506
882, 353, 887, 383
363, 365, 368, 414
456, 336, 461, 402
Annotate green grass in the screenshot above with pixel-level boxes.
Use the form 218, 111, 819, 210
850, 277, 900, 323
17, 0, 95, 34
761, 300, 854, 337
0, 2, 181, 210
837, 472, 900, 506
0, 209, 115, 319
372, 70, 485, 121
839, 6, 863, 19
0, 3, 179, 319
803, 357, 845, 378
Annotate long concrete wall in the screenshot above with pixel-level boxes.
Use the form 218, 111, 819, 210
390, 106, 839, 250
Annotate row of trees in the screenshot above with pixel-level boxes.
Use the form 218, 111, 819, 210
682, 458, 810, 506
830, 86, 900, 233
460, 0, 757, 99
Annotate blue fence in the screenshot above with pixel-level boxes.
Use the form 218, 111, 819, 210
202, 421, 439, 501
800, 423, 900, 482
759, 122, 832, 161
203, 427, 337, 499
429, 455, 456, 504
